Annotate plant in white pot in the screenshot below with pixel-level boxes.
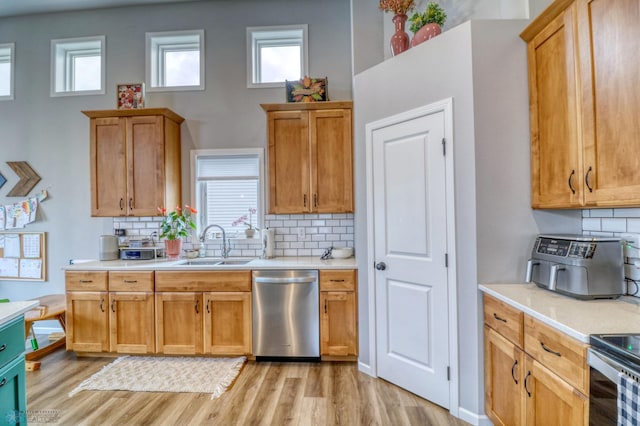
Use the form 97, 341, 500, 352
408, 1, 447, 47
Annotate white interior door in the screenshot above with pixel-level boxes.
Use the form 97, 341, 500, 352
371, 105, 451, 408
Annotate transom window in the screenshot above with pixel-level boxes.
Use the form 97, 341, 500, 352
146, 30, 204, 92
50, 36, 105, 96
246, 25, 308, 88
192, 149, 264, 237
0, 43, 14, 100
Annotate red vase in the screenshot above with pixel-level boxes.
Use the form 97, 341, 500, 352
164, 239, 183, 259
410, 23, 442, 47
390, 14, 410, 56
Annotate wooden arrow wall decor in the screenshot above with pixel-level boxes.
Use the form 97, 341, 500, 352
6, 161, 41, 197
0, 172, 6, 190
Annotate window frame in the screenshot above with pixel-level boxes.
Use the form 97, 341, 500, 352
0, 43, 15, 101
190, 148, 265, 238
146, 29, 205, 92
50, 35, 105, 97
246, 24, 308, 89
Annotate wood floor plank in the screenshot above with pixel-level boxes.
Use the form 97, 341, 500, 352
26, 350, 469, 425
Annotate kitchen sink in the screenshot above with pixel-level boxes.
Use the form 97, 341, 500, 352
179, 258, 254, 266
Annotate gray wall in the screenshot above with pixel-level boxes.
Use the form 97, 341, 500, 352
0, 0, 352, 300
353, 19, 579, 422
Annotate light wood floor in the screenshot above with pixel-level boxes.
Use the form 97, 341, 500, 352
26, 350, 470, 425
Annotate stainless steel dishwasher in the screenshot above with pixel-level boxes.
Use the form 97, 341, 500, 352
252, 270, 320, 361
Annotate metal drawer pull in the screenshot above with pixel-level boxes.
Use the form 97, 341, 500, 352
124, 280, 138, 283
511, 359, 519, 384
524, 371, 531, 397
0, 378, 6, 387
99, 298, 105, 312
568, 169, 576, 194
111, 300, 116, 313
585, 166, 593, 193
541, 342, 561, 357
195, 300, 199, 314
493, 313, 507, 323
79, 280, 93, 283
0, 344, 6, 352
330, 279, 345, 282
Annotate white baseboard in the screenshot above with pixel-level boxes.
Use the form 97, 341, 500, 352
457, 407, 492, 426
357, 360, 375, 377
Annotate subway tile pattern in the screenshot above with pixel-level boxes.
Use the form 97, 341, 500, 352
583, 208, 640, 297
113, 213, 354, 259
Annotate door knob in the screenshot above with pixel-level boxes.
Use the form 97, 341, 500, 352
375, 262, 387, 271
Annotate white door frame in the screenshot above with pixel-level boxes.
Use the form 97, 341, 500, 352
364, 98, 459, 416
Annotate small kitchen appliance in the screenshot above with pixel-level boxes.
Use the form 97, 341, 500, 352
525, 234, 624, 299
98, 235, 119, 261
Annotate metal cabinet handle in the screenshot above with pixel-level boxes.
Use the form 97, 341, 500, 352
0, 378, 6, 387
493, 313, 507, 323
111, 299, 116, 313
585, 166, 593, 193
524, 371, 531, 397
324, 300, 327, 314
330, 279, 345, 282
195, 299, 199, 314
568, 170, 576, 194
0, 344, 6, 352
129, 198, 133, 210
99, 298, 105, 312
79, 280, 93, 283
303, 194, 307, 207
314, 193, 318, 208
123, 280, 138, 284
119, 198, 124, 210
206, 300, 210, 314
541, 342, 561, 357
511, 359, 519, 384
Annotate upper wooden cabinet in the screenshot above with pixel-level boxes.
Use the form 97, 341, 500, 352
83, 108, 184, 217
261, 101, 354, 214
521, 0, 640, 208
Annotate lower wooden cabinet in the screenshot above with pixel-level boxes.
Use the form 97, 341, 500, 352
155, 292, 203, 355
109, 292, 155, 353
204, 292, 252, 355
66, 291, 109, 353
319, 270, 357, 357
484, 326, 525, 426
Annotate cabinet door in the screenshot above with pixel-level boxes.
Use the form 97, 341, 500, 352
311, 108, 354, 213
203, 292, 251, 355
578, 0, 640, 206
484, 326, 525, 426
524, 356, 588, 426
66, 292, 109, 352
155, 292, 203, 355
527, 4, 583, 208
0, 356, 27, 425
320, 291, 357, 356
109, 292, 155, 354
90, 117, 127, 216
126, 116, 165, 216
267, 110, 311, 213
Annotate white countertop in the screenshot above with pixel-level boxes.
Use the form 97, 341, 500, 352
64, 256, 357, 271
479, 283, 640, 343
0, 301, 39, 327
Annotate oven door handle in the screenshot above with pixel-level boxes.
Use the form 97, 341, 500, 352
588, 348, 640, 383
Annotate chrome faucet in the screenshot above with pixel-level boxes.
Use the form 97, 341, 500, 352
199, 224, 230, 258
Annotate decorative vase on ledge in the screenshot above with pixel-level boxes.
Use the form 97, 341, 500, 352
164, 239, 182, 258
245, 228, 256, 238
410, 23, 442, 47
390, 14, 410, 56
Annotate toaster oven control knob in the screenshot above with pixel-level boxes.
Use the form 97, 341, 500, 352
375, 262, 387, 271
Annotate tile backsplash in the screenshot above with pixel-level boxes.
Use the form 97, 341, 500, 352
113, 213, 354, 258
582, 208, 640, 297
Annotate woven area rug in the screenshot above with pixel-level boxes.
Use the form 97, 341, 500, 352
69, 356, 246, 400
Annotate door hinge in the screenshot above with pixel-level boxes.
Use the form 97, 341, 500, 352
447, 366, 450, 381
445, 253, 448, 268
442, 138, 446, 156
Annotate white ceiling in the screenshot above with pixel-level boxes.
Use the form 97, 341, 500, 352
0, 0, 201, 18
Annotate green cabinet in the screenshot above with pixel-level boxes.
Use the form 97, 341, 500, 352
0, 317, 27, 425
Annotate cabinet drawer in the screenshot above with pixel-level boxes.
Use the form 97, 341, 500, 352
320, 270, 356, 291
483, 294, 523, 348
109, 271, 154, 292
524, 315, 588, 395
155, 271, 251, 292
0, 317, 24, 368
66, 271, 108, 291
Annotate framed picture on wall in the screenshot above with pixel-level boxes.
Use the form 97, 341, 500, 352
117, 83, 145, 109
285, 76, 328, 102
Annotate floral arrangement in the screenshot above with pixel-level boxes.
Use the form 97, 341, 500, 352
379, 0, 415, 15
409, 2, 447, 33
232, 208, 258, 230
157, 205, 197, 240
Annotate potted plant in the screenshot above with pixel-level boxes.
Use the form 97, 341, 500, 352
408, 2, 447, 47
158, 205, 197, 257
232, 208, 259, 238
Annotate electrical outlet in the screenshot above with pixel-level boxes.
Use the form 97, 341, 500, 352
297, 227, 306, 239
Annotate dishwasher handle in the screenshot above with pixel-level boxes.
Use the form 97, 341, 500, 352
254, 276, 317, 284
588, 347, 640, 383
